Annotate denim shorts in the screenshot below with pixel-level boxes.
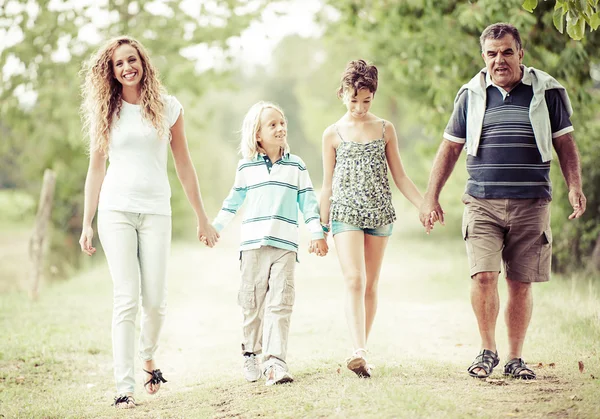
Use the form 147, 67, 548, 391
331, 220, 394, 237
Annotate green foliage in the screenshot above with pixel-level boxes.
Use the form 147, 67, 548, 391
0, 0, 268, 275
325, 0, 600, 272
523, 0, 600, 40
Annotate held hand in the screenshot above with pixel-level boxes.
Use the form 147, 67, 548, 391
419, 197, 445, 234
310, 238, 328, 257
79, 225, 96, 256
198, 220, 220, 248
567, 188, 587, 220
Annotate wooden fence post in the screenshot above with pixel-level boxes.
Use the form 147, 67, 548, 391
29, 169, 56, 300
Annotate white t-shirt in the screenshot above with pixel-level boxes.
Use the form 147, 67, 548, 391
98, 95, 183, 216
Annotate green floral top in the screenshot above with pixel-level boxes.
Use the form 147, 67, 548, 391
330, 120, 396, 228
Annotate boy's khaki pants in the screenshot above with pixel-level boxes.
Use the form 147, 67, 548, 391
238, 246, 296, 369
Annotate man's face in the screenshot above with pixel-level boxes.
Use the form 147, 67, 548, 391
482, 34, 524, 91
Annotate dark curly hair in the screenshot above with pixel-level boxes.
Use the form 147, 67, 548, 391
336, 59, 378, 100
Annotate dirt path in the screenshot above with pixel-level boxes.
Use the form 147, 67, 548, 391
155, 221, 480, 388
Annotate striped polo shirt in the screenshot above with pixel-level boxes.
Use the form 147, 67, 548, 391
212, 153, 324, 253
444, 76, 573, 199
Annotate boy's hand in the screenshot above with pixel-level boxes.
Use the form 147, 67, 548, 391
198, 221, 219, 248
310, 238, 328, 257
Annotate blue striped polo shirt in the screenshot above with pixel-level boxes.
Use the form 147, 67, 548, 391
444, 80, 573, 199
212, 153, 324, 253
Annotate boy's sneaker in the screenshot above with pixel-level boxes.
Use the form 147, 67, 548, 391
243, 353, 262, 382
264, 363, 294, 386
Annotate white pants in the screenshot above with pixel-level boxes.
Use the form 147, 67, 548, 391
98, 210, 171, 394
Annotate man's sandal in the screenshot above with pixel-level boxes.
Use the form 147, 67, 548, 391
467, 349, 499, 378
112, 394, 136, 408
503, 358, 536, 380
143, 368, 167, 394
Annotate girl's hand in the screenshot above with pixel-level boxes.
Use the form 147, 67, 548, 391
79, 225, 96, 256
198, 220, 219, 248
310, 238, 328, 257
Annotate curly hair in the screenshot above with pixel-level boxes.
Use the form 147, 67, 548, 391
336, 59, 378, 101
80, 36, 167, 154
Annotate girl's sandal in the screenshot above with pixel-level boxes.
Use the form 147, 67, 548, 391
113, 394, 136, 409
346, 348, 371, 378
143, 368, 167, 394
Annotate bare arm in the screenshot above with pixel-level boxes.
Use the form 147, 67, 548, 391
319, 126, 337, 227
384, 121, 424, 210
553, 132, 586, 219
170, 112, 219, 246
419, 139, 463, 232
79, 144, 107, 256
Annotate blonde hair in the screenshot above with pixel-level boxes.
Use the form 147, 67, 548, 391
239, 101, 290, 159
80, 35, 167, 155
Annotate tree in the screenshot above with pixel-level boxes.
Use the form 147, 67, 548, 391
0, 0, 268, 275
324, 0, 600, 272
523, 0, 600, 40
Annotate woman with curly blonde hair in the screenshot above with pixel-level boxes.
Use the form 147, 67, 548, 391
79, 35, 219, 408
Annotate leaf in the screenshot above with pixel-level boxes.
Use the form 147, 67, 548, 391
549, 362, 556, 368
524, 0, 541, 13
590, 12, 600, 30
522, 0, 539, 13
567, 16, 586, 39
578, 360, 585, 373
554, 7, 566, 33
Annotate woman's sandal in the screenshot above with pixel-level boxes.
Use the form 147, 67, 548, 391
503, 357, 536, 380
346, 348, 371, 378
467, 349, 499, 378
143, 368, 167, 394
112, 394, 136, 408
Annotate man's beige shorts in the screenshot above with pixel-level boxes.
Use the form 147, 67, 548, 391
461, 194, 552, 283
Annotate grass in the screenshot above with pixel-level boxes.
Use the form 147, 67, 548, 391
1, 218, 600, 418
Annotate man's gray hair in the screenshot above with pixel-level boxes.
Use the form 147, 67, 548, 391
480, 22, 523, 51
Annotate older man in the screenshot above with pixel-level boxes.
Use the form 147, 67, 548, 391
420, 22, 586, 379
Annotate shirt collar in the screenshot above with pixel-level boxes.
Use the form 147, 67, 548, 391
257, 151, 289, 161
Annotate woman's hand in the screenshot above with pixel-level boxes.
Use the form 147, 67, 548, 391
79, 225, 96, 256
198, 219, 220, 248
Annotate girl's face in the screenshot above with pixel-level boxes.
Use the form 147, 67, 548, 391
257, 107, 287, 152
345, 88, 373, 119
111, 43, 144, 88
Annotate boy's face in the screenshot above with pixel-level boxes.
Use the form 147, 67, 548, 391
257, 108, 287, 152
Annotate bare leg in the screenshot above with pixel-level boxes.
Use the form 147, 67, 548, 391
505, 278, 533, 361
333, 231, 367, 352
470, 271, 499, 376
363, 234, 389, 342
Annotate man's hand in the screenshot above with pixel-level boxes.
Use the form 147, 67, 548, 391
568, 188, 587, 219
419, 197, 445, 234
309, 238, 328, 256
